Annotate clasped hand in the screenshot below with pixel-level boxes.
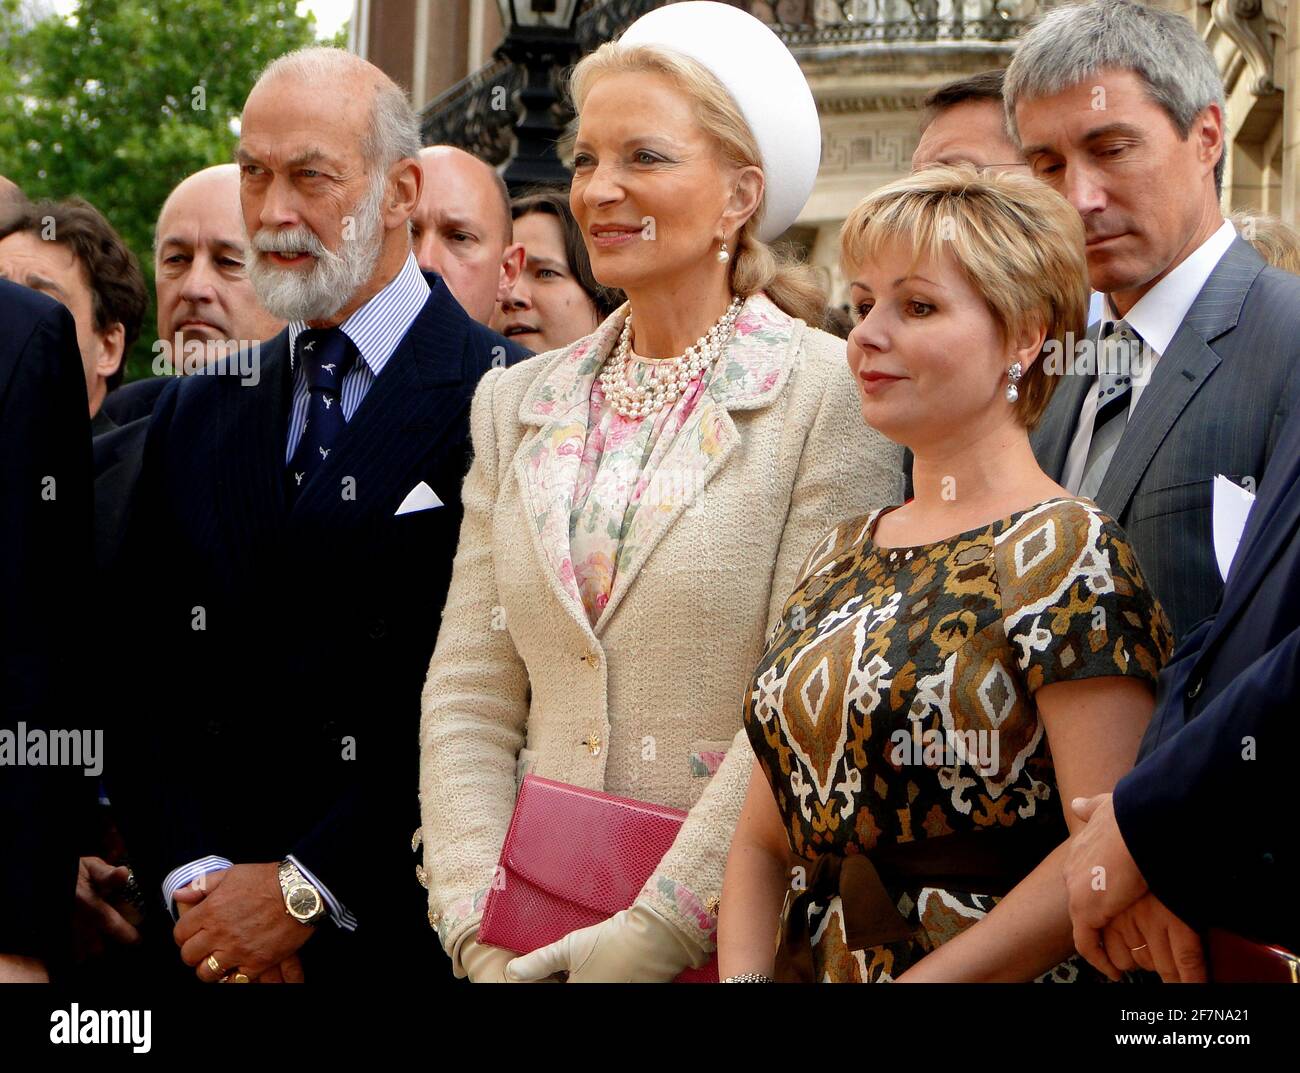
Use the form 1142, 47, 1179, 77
173, 863, 310, 983
1064, 794, 1205, 983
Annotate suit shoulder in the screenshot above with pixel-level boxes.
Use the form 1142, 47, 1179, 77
1, 280, 72, 357
462, 319, 530, 370
1244, 265, 1300, 328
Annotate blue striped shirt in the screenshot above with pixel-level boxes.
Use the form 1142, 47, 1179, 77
284, 253, 430, 461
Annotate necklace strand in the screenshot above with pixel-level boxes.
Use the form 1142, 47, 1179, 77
599, 296, 743, 420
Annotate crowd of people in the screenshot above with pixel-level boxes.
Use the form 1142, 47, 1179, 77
1, 0, 1297, 986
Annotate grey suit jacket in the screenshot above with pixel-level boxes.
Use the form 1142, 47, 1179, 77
1031, 238, 1300, 641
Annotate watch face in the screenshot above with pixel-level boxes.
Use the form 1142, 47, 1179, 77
287, 885, 321, 920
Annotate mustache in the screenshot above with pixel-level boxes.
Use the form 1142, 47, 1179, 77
251, 226, 326, 258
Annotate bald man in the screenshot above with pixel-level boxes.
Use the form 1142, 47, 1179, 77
0, 175, 28, 229
154, 163, 285, 361
411, 146, 524, 325
106, 47, 527, 985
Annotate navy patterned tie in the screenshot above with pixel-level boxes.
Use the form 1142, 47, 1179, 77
287, 327, 358, 496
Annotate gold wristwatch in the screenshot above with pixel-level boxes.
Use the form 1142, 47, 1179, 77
277, 859, 327, 925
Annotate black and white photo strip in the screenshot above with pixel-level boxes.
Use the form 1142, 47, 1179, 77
1, 0, 1295, 1059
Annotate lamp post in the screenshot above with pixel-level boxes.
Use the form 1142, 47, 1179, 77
495, 0, 583, 192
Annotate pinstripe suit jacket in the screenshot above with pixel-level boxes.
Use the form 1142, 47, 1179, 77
1031, 238, 1300, 641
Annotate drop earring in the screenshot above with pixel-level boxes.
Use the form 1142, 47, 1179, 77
717, 241, 729, 264
1006, 361, 1023, 403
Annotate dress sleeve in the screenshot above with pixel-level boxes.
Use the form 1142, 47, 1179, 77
996, 501, 1174, 696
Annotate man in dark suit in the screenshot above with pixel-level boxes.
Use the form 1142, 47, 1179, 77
1006, 0, 1300, 640
0, 281, 93, 981
1063, 402, 1300, 982
108, 47, 528, 984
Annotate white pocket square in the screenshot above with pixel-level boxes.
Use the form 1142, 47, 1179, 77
395, 481, 444, 516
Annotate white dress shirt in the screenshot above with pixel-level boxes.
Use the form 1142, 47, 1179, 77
1062, 219, 1238, 495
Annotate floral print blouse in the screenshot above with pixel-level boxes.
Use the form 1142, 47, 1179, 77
568, 345, 717, 625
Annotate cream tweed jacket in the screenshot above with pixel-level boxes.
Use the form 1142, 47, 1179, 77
418, 293, 902, 971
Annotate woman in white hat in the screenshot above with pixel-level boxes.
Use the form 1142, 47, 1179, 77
417, 2, 901, 982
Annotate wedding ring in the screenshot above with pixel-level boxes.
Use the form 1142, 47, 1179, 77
205, 954, 225, 976
227, 972, 251, 984
1130, 944, 1148, 953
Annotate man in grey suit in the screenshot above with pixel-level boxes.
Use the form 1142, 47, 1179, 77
1006, 0, 1300, 640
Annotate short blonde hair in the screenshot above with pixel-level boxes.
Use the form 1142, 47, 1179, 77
1229, 210, 1300, 276
568, 41, 826, 325
840, 165, 1088, 430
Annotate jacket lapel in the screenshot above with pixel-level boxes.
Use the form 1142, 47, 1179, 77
512, 313, 617, 634
1093, 239, 1263, 519
290, 281, 468, 526
591, 295, 798, 633
1199, 410, 1300, 651
217, 331, 291, 572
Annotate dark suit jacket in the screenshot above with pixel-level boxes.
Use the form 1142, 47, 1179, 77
101, 375, 170, 426
93, 410, 150, 573
107, 274, 530, 978
1112, 403, 1300, 952
0, 281, 93, 966
1031, 239, 1300, 640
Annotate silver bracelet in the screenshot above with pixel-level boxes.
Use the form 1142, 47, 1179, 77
723, 972, 773, 983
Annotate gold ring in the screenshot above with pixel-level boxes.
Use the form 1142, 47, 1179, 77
205, 954, 224, 976
227, 972, 251, 984
1131, 944, 1148, 953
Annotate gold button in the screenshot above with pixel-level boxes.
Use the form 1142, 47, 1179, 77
581, 733, 601, 756
706, 895, 721, 917
411, 828, 422, 852
415, 864, 429, 889
581, 651, 598, 667
428, 907, 441, 928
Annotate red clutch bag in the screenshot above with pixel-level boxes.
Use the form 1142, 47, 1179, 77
479, 774, 718, 983
1207, 928, 1300, 983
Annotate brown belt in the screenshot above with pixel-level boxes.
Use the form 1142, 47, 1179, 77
773, 823, 1063, 983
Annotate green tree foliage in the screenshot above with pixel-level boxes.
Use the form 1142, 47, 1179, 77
0, 0, 341, 380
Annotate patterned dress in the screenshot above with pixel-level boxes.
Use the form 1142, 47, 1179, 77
743, 497, 1174, 982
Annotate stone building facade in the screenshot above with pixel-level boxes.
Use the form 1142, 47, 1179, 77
352, 0, 1300, 302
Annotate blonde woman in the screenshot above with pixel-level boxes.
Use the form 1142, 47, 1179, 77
719, 166, 1174, 983
417, 4, 901, 983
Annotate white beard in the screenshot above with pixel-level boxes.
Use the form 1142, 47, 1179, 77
246, 176, 385, 322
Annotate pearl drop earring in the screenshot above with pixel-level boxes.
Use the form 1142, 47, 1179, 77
717, 241, 729, 264
1006, 361, 1023, 403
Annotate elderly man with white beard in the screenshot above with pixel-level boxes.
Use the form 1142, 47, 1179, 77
103, 47, 529, 984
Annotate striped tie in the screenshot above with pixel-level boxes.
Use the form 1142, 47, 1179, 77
1077, 320, 1140, 501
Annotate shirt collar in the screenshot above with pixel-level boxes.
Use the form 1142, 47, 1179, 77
1101, 219, 1237, 353
288, 252, 430, 377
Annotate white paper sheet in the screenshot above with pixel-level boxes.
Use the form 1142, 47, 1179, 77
1212, 474, 1256, 582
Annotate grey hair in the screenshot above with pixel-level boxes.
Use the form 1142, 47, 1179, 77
1004, 0, 1226, 192
256, 46, 421, 174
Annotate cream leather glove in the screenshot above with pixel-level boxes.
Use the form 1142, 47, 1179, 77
458, 928, 518, 984
505, 903, 705, 983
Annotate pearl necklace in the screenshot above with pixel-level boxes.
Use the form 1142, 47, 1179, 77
599, 296, 743, 420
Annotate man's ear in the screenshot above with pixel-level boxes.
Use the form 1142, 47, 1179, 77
1195, 102, 1225, 181
95, 322, 126, 381
385, 157, 423, 231
498, 242, 525, 302
720, 164, 764, 244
